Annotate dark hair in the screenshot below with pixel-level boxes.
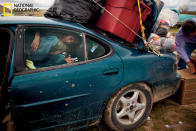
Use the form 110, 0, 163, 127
59, 32, 80, 44
182, 20, 196, 36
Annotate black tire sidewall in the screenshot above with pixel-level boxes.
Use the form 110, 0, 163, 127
111, 84, 152, 130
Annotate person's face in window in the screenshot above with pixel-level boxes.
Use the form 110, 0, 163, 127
62, 35, 76, 44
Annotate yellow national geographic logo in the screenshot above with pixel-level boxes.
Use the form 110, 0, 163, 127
3, 4, 13, 16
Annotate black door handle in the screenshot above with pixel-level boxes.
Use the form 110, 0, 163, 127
103, 68, 119, 76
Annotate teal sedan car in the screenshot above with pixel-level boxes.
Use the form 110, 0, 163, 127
0, 16, 180, 131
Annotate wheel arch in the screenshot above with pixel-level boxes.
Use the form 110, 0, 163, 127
110, 82, 155, 104
103, 82, 154, 130
103, 82, 154, 115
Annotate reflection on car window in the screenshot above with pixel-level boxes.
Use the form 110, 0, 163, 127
24, 27, 84, 70
86, 35, 110, 60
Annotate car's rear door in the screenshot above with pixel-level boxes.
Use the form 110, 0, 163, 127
11, 25, 123, 130
70, 34, 124, 122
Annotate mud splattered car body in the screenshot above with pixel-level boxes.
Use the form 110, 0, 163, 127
0, 16, 180, 130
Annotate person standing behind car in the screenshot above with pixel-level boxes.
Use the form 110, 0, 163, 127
176, 18, 196, 73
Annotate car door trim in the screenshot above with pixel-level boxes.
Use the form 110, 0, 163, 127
15, 93, 90, 108
14, 25, 25, 73
82, 32, 88, 61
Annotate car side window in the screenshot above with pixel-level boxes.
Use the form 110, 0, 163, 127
86, 35, 110, 60
24, 27, 84, 70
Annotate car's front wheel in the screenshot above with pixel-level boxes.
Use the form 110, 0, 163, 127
104, 83, 153, 131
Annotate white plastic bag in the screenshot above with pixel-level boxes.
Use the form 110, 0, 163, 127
157, 4, 179, 26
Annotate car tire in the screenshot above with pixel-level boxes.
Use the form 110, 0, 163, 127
104, 83, 153, 131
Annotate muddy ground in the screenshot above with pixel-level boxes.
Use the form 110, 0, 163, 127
88, 98, 196, 131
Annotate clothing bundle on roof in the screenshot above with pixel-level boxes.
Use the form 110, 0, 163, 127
147, 3, 179, 54
148, 18, 177, 54
155, 20, 170, 37
148, 33, 176, 53
44, 0, 105, 24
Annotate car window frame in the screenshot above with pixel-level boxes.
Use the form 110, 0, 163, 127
0, 26, 15, 86
14, 24, 114, 76
83, 33, 114, 63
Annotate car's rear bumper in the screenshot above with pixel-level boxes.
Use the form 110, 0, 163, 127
153, 72, 181, 103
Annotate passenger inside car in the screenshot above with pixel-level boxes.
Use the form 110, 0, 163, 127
24, 29, 82, 69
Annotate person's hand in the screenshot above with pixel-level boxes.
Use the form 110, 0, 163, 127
65, 57, 75, 64
31, 32, 40, 52
187, 61, 196, 74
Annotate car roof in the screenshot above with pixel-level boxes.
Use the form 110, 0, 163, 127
0, 16, 89, 31
0, 16, 127, 49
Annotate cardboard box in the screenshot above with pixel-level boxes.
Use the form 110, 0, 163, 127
177, 69, 196, 104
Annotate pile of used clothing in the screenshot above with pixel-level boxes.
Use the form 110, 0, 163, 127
148, 20, 176, 53
45, 0, 178, 52
148, 4, 179, 53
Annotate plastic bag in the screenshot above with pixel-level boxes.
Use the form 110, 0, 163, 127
44, 0, 105, 24
155, 4, 179, 27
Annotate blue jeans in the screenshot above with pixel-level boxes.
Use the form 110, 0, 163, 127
178, 42, 196, 70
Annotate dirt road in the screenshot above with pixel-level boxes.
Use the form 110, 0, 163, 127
89, 98, 196, 131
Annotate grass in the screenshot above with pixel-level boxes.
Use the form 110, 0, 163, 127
169, 26, 180, 36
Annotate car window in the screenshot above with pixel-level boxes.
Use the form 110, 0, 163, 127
86, 35, 110, 60
24, 27, 84, 70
